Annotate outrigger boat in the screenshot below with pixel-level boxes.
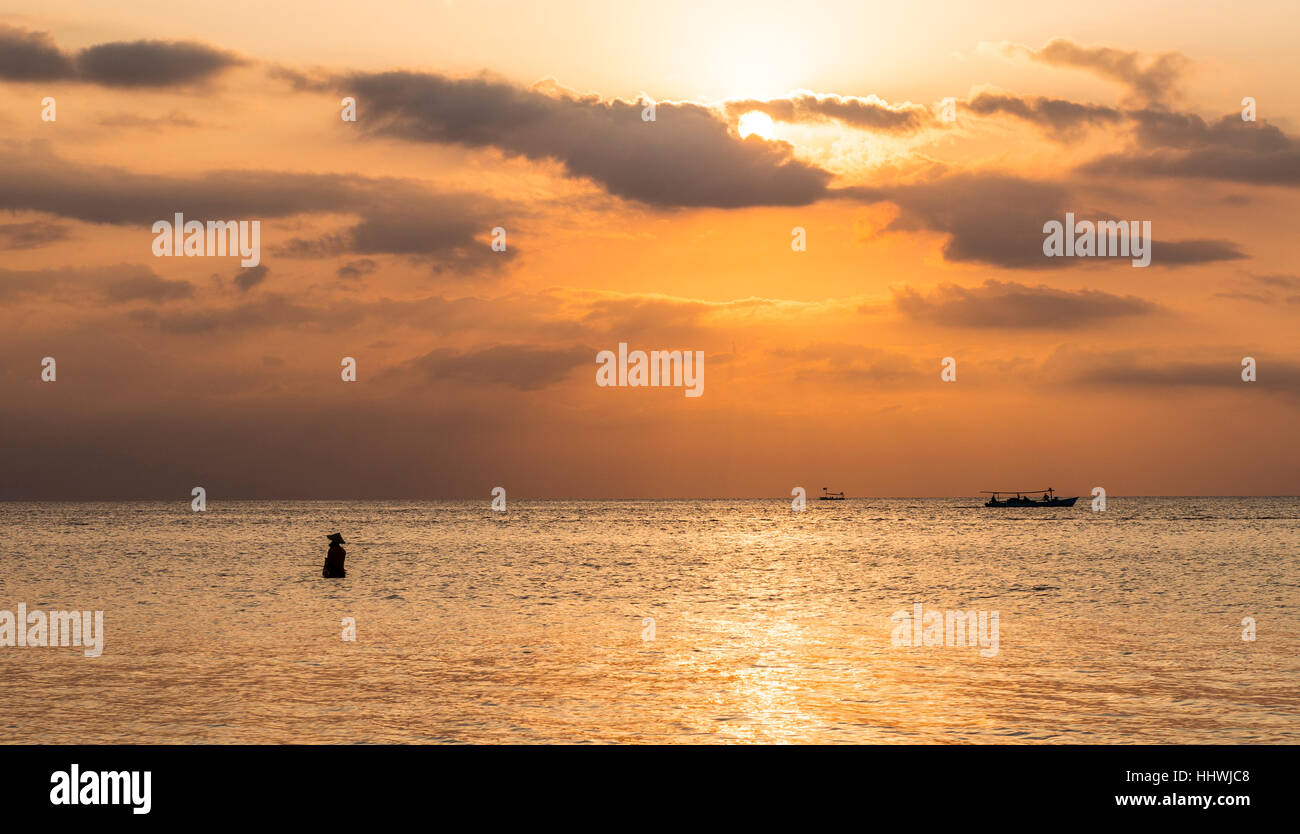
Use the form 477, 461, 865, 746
981, 488, 1077, 507
819, 487, 845, 501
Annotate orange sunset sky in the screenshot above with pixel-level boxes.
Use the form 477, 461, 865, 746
1, 0, 1297, 498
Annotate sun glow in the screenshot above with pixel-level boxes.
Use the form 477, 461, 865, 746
737, 110, 776, 140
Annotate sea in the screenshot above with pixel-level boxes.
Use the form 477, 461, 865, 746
1, 498, 1296, 743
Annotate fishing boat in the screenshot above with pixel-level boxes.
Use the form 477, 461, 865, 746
819, 487, 845, 501
981, 488, 1077, 507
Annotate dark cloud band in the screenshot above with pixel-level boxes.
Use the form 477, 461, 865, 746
0, 26, 243, 87
343, 71, 834, 208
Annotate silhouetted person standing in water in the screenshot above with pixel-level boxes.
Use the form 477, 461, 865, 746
323, 533, 347, 578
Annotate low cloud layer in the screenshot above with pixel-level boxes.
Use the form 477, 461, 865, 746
724, 92, 930, 132
965, 86, 1300, 187
0, 220, 72, 250
0, 145, 509, 267
1071, 357, 1300, 390
343, 71, 834, 208
1086, 109, 1299, 186
848, 173, 1246, 269
894, 280, 1158, 328
1080, 147, 1300, 187
966, 92, 1123, 139
0, 26, 244, 87
386, 344, 594, 391
0, 264, 192, 304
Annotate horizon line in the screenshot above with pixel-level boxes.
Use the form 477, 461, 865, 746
3, 495, 1298, 502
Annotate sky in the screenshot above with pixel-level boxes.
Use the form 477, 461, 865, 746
1, 1, 1298, 498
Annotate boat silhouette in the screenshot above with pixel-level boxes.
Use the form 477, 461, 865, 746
981, 488, 1077, 507
819, 487, 845, 501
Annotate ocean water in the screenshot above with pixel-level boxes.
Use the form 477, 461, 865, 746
1, 498, 1296, 744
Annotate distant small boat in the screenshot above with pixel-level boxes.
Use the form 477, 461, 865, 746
981, 488, 1077, 508
819, 487, 845, 501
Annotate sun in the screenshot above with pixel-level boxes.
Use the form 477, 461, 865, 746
737, 110, 776, 140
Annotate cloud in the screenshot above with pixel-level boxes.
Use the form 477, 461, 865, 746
1128, 110, 1292, 152
848, 173, 1069, 268
343, 71, 834, 207
893, 280, 1158, 328
101, 273, 194, 303
723, 92, 930, 132
965, 92, 1123, 140
112, 288, 574, 339
964, 85, 1300, 187
346, 202, 496, 260
0, 220, 72, 250
1079, 109, 1300, 187
1249, 273, 1299, 288
1154, 239, 1248, 265
0, 26, 76, 80
271, 193, 511, 271
987, 37, 1188, 106
0, 144, 353, 223
337, 258, 378, 280
1079, 146, 1300, 187
0, 264, 190, 304
75, 40, 245, 87
1069, 357, 1300, 390
1211, 272, 1300, 304
97, 111, 200, 130
766, 343, 925, 384
0, 266, 73, 303
848, 172, 1249, 268
386, 344, 593, 390
1212, 291, 1270, 304
0, 27, 243, 87
129, 293, 316, 334
0, 145, 509, 266
965, 90, 1300, 187
234, 264, 268, 292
